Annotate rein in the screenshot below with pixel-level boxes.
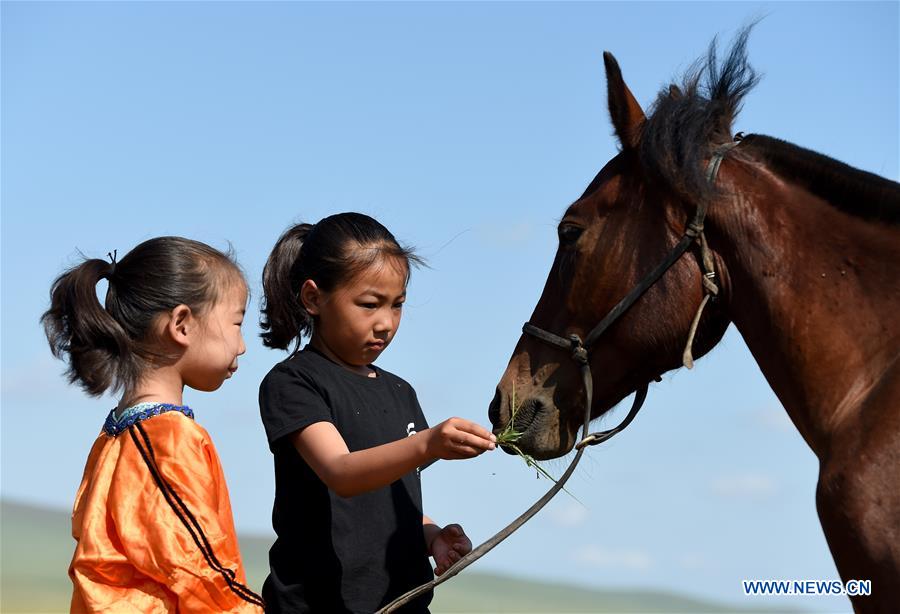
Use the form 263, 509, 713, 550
376, 141, 737, 613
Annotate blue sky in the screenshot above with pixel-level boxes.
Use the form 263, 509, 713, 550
2, 2, 897, 611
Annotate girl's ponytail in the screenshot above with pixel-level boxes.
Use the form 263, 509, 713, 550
42, 258, 136, 396
43, 237, 244, 396
260, 223, 314, 351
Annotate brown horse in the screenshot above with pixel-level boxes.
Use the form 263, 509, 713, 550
488, 29, 900, 612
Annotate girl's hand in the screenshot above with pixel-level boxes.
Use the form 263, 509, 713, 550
426, 418, 496, 460
429, 524, 472, 576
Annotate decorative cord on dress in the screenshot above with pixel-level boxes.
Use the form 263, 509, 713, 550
128, 423, 265, 608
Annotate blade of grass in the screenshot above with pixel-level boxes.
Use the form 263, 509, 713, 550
496, 381, 581, 503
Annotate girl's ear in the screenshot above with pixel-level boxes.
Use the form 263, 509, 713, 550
300, 280, 322, 316
164, 304, 194, 348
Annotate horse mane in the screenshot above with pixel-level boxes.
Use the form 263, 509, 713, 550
638, 25, 760, 205
637, 24, 900, 225
738, 134, 900, 225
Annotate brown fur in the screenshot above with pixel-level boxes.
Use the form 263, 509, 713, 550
489, 42, 900, 612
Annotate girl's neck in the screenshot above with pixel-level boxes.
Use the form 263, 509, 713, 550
118, 368, 186, 412
309, 336, 377, 378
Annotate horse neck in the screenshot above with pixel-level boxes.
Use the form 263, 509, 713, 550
706, 160, 900, 457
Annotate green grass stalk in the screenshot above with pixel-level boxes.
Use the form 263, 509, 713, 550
496, 381, 580, 502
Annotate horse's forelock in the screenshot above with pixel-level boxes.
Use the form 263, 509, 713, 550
638, 23, 761, 206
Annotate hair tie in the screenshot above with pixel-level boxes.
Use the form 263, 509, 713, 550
107, 250, 118, 277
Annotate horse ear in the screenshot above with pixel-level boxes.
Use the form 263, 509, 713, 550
603, 52, 646, 150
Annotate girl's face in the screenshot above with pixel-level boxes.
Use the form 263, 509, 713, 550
303, 257, 407, 369
182, 281, 248, 391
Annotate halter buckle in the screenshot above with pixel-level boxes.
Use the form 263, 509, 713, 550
567, 334, 588, 365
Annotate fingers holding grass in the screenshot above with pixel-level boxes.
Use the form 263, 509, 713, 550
454, 420, 496, 443
428, 417, 496, 460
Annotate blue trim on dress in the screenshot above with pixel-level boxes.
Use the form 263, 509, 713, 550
103, 402, 194, 436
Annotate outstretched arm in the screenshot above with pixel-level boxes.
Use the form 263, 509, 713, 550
291, 417, 495, 497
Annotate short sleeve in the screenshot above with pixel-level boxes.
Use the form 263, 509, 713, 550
107, 414, 262, 613
259, 363, 334, 450
407, 384, 430, 431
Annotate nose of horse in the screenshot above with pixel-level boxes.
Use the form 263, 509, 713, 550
488, 387, 502, 428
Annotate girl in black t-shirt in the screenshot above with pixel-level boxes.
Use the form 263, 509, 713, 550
258, 212, 497, 613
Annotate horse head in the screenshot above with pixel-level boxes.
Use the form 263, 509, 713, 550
488, 34, 760, 459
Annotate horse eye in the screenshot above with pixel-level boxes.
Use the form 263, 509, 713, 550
558, 224, 584, 245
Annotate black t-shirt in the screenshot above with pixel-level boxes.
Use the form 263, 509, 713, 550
259, 346, 433, 613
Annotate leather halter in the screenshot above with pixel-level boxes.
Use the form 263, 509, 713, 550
376, 140, 739, 613
522, 140, 739, 448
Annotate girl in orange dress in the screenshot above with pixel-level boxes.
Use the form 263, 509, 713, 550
42, 237, 264, 613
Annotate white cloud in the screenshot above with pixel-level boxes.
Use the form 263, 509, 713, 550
1, 354, 79, 405
750, 407, 794, 433
574, 544, 653, 571
474, 221, 535, 247
548, 501, 589, 528
710, 473, 776, 499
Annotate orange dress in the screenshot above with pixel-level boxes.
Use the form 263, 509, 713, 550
69, 406, 263, 613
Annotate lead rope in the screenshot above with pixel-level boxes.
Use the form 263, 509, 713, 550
376, 351, 607, 613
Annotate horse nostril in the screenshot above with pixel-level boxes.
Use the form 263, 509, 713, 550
511, 397, 542, 434
488, 388, 502, 427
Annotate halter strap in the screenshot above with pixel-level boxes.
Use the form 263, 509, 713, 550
522, 139, 739, 446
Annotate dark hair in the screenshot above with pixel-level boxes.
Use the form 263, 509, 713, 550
42, 236, 246, 396
260, 212, 424, 351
